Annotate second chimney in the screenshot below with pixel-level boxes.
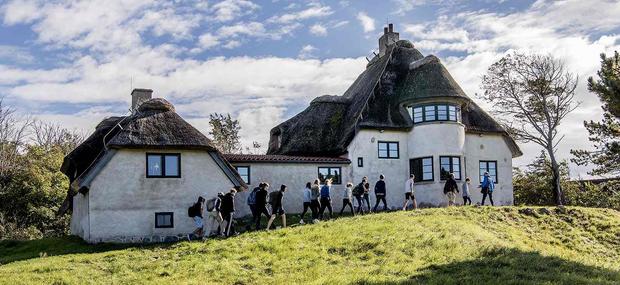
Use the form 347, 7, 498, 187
131, 88, 153, 111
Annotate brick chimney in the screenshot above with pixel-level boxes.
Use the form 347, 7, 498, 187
131, 88, 152, 111
378, 23, 399, 57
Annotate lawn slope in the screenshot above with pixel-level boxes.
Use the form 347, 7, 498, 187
1, 206, 619, 284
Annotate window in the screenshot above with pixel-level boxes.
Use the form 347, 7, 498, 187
357, 157, 364, 167
410, 104, 461, 124
412, 107, 423, 123
479, 161, 498, 183
235, 166, 250, 184
440, 156, 461, 180
155, 212, 173, 228
146, 153, 181, 178
378, 141, 399, 159
410, 157, 434, 182
318, 167, 342, 184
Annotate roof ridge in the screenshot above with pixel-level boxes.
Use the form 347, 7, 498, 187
408, 55, 439, 71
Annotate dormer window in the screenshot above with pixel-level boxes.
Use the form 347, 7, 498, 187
410, 103, 461, 124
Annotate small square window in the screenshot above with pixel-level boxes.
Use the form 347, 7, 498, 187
146, 153, 181, 178
378, 141, 399, 159
155, 212, 173, 228
357, 157, 364, 167
411, 156, 434, 182
235, 166, 250, 184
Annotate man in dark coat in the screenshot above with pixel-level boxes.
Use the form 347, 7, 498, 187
443, 173, 459, 206
254, 182, 271, 230
373, 174, 388, 212
220, 188, 237, 237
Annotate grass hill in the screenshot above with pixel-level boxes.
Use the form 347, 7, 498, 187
1, 206, 619, 284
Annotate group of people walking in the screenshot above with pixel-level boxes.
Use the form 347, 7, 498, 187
188, 171, 496, 239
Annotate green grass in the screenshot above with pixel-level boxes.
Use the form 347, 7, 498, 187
1, 206, 619, 284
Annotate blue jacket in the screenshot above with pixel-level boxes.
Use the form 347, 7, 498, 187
320, 185, 331, 199
481, 176, 495, 192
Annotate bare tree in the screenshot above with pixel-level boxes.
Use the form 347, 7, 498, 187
481, 53, 579, 206
0, 98, 32, 176
32, 120, 84, 154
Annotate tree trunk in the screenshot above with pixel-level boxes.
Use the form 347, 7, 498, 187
547, 149, 563, 206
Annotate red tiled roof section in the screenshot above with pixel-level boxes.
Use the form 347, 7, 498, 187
223, 154, 351, 164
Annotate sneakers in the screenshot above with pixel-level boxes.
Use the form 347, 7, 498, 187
299, 220, 305, 225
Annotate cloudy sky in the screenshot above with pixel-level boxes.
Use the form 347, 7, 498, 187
1, 0, 619, 178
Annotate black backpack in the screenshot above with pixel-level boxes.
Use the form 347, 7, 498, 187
187, 204, 197, 217
268, 191, 278, 205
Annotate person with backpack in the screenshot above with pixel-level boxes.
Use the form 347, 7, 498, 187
339, 182, 355, 216
247, 183, 262, 228
480, 172, 495, 206
266, 184, 287, 230
462, 177, 472, 206
205, 192, 224, 237
300, 182, 312, 224
319, 179, 333, 220
373, 174, 388, 212
362, 177, 372, 213
254, 182, 271, 230
220, 188, 237, 237
310, 179, 321, 221
402, 174, 417, 210
189, 196, 205, 240
443, 173, 459, 206
353, 179, 366, 214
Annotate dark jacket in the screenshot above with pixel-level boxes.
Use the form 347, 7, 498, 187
221, 193, 235, 213
192, 202, 203, 218
374, 180, 386, 195
320, 185, 331, 199
273, 191, 284, 209
443, 178, 459, 194
363, 182, 370, 194
256, 188, 268, 207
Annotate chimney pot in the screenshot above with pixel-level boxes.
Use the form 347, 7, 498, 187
388, 23, 393, 32
131, 88, 153, 111
383, 27, 388, 34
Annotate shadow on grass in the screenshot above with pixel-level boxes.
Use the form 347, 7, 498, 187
355, 248, 620, 285
0, 236, 175, 265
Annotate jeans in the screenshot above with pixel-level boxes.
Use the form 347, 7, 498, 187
463, 196, 472, 205
254, 205, 270, 230
363, 193, 371, 211
340, 198, 354, 215
310, 199, 321, 219
301, 202, 311, 220
482, 192, 494, 206
319, 197, 333, 219
354, 195, 365, 214
373, 195, 387, 211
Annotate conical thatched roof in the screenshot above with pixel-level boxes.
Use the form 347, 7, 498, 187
267, 40, 522, 157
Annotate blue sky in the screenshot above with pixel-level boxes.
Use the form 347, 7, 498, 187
1, 0, 620, 177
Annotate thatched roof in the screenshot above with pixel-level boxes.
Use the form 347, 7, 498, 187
59, 98, 246, 214
224, 154, 350, 164
267, 39, 522, 157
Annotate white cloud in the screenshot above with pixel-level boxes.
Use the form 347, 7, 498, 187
198, 33, 220, 49
356, 12, 375, 33
217, 21, 266, 38
268, 3, 333, 23
0, 45, 35, 64
210, 0, 259, 22
309, 23, 327, 36
332, 20, 349, 28
298, 45, 318, 59
223, 40, 241, 49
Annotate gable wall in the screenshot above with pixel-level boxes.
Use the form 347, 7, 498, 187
85, 149, 238, 243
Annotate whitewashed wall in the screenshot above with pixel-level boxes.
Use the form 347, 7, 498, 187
71, 191, 89, 240
232, 163, 351, 214
76, 149, 240, 243
464, 133, 514, 205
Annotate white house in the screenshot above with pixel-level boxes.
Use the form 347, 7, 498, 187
227, 24, 522, 212
60, 89, 246, 243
